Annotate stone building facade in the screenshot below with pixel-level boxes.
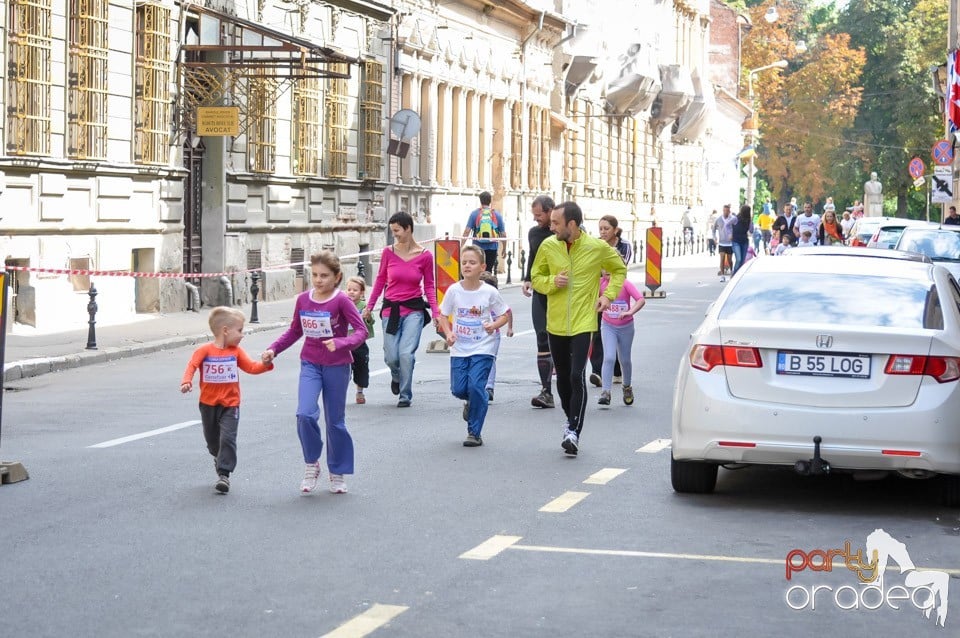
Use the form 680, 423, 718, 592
0, 0, 394, 330
0, 0, 745, 330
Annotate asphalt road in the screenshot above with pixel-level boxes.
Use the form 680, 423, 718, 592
2, 265, 958, 637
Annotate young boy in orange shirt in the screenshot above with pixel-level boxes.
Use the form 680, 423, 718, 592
181, 307, 273, 494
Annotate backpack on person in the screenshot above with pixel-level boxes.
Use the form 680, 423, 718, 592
474, 207, 500, 239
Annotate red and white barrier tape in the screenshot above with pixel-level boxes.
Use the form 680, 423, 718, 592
4, 235, 522, 279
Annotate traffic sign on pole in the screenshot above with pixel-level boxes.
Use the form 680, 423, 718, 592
932, 139, 953, 166
908, 157, 925, 179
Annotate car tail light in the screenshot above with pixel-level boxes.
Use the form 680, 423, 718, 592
884, 355, 960, 383
869, 231, 880, 245
690, 345, 763, 372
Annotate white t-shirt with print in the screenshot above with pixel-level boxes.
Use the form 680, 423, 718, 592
794, 213, 821, 244
440, 282, 510, 358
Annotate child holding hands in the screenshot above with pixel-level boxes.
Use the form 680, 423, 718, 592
181, 306, 273, 494
437, 246, 510, 447
262, 252, 367, 495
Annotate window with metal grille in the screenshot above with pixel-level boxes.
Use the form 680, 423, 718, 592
527, 106, 540, 189
248, 74, 277, 173
290, 248, 305, 276
292, 77, 321, 175
360, 60, 383, 181
67, 0, 109, 159
326, 63, 349, 178
134, 3, 171, 165
510, 102, 522, 189
539, 108, 550, 190
6, 0, 53, 156
246, 249, 262, 270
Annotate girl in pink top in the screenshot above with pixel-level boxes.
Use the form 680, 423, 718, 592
597, 274, 645, 406
262, 251, 367, 495
364, 212, 440, 407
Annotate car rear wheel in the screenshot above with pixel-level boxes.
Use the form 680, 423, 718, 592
671, 454, 718, 494
940, 474, 960, 508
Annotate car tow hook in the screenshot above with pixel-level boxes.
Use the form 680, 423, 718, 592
794, 436, 831, 476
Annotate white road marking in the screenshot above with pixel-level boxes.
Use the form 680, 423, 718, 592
539, 491, 590, 513
513, 329, 535, 337
320, 604, 409, 638
636, 438, 672, 454
583, 468, 627, 485
87, 420, 201, 449
505, 543, 960, 575
370, 368, 390, 377
459, 535, 523, 560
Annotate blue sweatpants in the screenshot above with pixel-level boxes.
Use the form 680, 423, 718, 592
450, 354, 495, 438
296, 361, 354, 475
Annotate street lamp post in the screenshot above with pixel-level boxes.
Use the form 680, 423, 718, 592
744, 60, 789, 210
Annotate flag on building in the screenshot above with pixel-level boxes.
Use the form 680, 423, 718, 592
948, 49, 960, 135
737, 145, 756, 161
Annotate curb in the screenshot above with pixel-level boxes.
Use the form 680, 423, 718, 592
3, 321, 288, 383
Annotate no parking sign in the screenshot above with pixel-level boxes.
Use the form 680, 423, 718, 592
908, 157, 925, 180
932, 139, 953, 166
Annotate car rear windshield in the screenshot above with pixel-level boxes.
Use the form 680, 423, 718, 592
718, 274, 937, 329
898, 231, 960, 262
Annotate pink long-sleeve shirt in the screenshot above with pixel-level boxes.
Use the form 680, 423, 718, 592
367, 247, 441, 318
268, 289, 368, 366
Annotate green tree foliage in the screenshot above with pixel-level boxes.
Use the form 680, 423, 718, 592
738, 0, 947, 215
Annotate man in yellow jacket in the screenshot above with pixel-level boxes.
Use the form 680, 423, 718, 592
531, 201, 627, 456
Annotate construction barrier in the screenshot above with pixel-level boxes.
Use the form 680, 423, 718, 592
434, 239, 461, 307
644, 226, 665, 298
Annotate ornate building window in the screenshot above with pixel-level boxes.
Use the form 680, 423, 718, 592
292, 77, 321, 176
248, 74, 277, 173
134, 3, 171, 165
528, 106, 541, 189
510, 102, 522, 190
68, 0, 109, 159
539, 108, 550, 190
326, 62, 349, 178
6, 0, 53, 155
360, 60, 383, 181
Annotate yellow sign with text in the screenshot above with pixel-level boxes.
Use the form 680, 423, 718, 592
197, 107, 240, 136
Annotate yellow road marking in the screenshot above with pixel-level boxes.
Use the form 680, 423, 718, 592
320, 604, 409, 638
583, 468, 627, 485
459, 535, 523, 560
636, 438, 671, 454
539, 491, 590, 513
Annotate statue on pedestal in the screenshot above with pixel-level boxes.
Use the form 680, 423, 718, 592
864, 172, 883, 217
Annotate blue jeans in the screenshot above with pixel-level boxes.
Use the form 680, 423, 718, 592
296, 361, 354, 474
485, 332, 501, 391
382, 311, 425, 403
732, 241, 749, 275
450, 354, 495, 437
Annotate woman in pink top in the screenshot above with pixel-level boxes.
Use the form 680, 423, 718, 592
597, 272, 645, 407
364, 212, 440, 407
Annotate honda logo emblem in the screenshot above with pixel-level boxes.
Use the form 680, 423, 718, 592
816, 335, 833, 349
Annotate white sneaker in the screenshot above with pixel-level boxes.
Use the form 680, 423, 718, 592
300, 462, 321, 494
561, 428, 579, 456
329, 474, 348, 494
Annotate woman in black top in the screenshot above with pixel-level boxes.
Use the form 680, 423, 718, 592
731, 205, 753, 275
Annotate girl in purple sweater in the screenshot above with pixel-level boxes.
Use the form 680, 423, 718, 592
363, 212, 440, 408
263, 252, 367, 495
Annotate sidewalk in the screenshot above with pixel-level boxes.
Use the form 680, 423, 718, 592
2, 250, 709, 383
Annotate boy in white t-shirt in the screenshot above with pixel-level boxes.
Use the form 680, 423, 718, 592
438, 245, 511, 447
797, 229, 815, 247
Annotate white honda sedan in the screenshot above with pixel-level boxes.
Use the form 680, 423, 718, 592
671, 249, 960, 506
